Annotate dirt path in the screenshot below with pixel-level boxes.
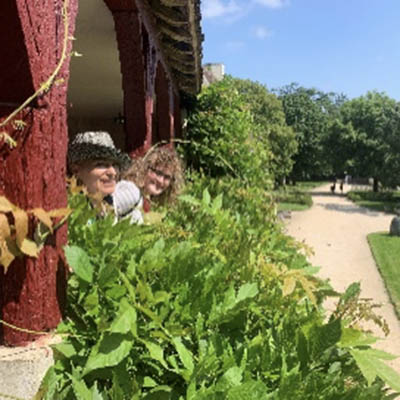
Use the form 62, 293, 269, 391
285, 183, 400, 373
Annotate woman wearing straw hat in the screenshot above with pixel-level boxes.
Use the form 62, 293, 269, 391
67, 131, 132, 216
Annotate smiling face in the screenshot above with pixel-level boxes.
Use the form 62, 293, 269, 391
73, 159, 119, 197
143, 165, 172, 197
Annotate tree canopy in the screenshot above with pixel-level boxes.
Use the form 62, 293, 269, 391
275, 83, 346, 181
183, 76, 296, 187
339, 91, 400, 189
185, 78, 400, 191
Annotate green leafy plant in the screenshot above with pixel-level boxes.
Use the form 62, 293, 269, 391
38, 180, 400, 399
347, 190, 400, 214
182, 76, 274, 187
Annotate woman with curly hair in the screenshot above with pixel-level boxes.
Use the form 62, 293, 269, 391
112, 146, 184, 222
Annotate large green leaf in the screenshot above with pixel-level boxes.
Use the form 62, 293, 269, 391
236, 283, 259, 303
109, 298, 137, 335
64, 245, 94, 283
227, 380, 269, 400
217, 366, 243, 390
144, 340, 169, 369
351, 348, 400, 391
339, 327, 377, 348
83, 333, 133, 376
70, 374, 92, 400
172, 337, 195, 375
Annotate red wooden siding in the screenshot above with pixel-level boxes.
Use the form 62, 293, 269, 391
0, 0, 78, 346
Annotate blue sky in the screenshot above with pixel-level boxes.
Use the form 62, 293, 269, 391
201, 0, 400, 100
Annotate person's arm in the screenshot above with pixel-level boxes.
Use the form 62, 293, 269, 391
113, 180, 144, 224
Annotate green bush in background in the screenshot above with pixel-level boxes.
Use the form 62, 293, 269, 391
347, 190, 400, 214
182, 76, 297, 188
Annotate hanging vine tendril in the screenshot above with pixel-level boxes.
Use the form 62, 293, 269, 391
0, 0, 72, 148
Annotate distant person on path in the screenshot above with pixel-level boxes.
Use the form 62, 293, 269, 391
339, 180, 344, 194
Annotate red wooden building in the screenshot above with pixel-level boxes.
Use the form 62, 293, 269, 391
0, 0, 203, 346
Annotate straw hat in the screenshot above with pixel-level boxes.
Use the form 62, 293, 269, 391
68, 131, 131, 171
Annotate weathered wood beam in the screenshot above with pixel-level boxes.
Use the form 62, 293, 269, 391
159, 24, 192, 43
151, 2, 188, 27
159, 0, 187, 7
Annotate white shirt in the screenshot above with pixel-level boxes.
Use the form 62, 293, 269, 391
112, 180, 144, 224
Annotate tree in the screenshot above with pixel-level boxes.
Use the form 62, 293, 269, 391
232, 78, 297, 185
323, 119, 358, 178
276, 83, 346, 181
340, 91, 400, 191
184, 76, 274, 187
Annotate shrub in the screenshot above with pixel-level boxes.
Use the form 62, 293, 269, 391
39, 179, 400, 399
182, 76, 273, 188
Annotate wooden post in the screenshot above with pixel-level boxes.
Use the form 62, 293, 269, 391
0, 0, 78, 346
112, 5, 148, 156
108, 0, 180, 156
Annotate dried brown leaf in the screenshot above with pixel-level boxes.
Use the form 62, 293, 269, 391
31, 208, 53, 232
67, 176, 86, 195
0, 214, 11, 239
47, 207, 71, 218
0, 242, 15, 272
19, 238, 40, 257
13, 209, 28, 247
0, 196, 14, 213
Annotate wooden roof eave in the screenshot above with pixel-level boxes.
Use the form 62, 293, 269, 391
144, 0, 203, 95
158, 25, 193, 44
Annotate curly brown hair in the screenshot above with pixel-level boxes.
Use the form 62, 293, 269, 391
122, 146, 184, 206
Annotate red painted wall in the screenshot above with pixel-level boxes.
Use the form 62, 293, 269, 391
0, 0, 78, 346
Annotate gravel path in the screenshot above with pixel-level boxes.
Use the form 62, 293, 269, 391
285, 183, 400, 373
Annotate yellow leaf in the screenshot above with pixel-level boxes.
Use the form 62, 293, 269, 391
0, 132, 17, 148
67, 177, 86, 195
12, 120, 27, 130
0, 242, 15, 272
13, 209, 28, 247
19, 238, 40, 258
143, 211, 165, 225
0, 196, 14, 213
47, 207, 71, 218
298, 276, 317, 307
31, 208, 53, 232
282, 277, 296, 297
0, 214, 11, 239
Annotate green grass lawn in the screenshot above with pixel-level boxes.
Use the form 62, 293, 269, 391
278, 202, 310, 212
275, 181, 327, 212
368, 232, 400, 317
296, 181, 328, 190
347, 190, 400, 214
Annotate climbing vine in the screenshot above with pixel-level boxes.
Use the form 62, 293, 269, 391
0, 0, 73, 148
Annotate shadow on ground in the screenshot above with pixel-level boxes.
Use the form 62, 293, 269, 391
319, 203, 382, 216
311, 191, 346, 197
